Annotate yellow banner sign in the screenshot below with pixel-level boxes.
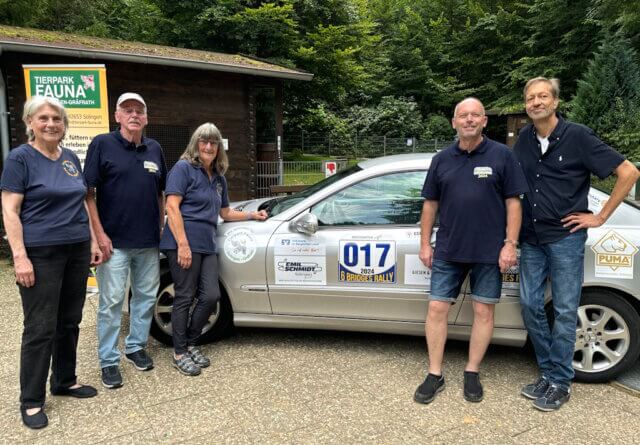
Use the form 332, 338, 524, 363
23, 64, 109, 165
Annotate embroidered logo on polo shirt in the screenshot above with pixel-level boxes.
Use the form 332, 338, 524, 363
143, 161, 159, 173
473, 166, 493, 178
62, 160, 79, 177
216, 182, 223, 198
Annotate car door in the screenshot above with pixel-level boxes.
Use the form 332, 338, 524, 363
455, 250, 525, 328
266, 169, 465, 323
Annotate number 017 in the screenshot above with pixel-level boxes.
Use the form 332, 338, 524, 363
343, 243, 390, 267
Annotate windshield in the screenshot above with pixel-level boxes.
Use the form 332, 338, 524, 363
261, 165, 362, 217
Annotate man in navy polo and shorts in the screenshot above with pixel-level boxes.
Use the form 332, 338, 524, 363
414, 97, 528, 405
84, 93, 167, 389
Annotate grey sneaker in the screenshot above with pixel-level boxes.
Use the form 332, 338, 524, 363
188, 347, 211, 368
521, 376, 550, 400
125, 349, 154, 371
533, 384, 570, 412
173, 355, 201, 376
414, 373, 445, 404
101, 365, 123, 389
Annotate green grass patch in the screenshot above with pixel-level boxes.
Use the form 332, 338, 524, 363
284, 172, 325, 185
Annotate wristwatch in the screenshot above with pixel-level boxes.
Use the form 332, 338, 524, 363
504, 239, 518, 247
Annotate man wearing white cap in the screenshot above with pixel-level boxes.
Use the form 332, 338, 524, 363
84, 93, 167, 388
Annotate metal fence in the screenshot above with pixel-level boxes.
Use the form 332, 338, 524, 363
283, 132, 452, 158
256, 160, 349, 198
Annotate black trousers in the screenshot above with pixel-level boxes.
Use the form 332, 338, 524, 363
19, 240, 90, 409
165, 250, 221, 355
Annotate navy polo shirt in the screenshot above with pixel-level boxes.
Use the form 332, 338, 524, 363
513, 115, 625, 245
421, 137, 528, 263
0, 144, 90, 247
159, 160, 230, 254
84, 130, 167, 248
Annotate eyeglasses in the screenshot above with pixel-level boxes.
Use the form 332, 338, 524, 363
456, 112, 484, 119
198, 139, 219, 146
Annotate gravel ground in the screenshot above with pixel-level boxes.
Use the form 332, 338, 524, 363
0, 259, 639, 444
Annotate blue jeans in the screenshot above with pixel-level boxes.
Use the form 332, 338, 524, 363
96, 248, 160, 368
519, 231, 586, 390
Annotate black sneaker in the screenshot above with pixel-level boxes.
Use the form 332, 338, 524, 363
414, 373, 445, 404
463, 371, 483, 402
187, 347, 211, 368
521, 376, 549, 400
125, 349, 154, 371
533, 384, 570, 412
101, 365, 123, 389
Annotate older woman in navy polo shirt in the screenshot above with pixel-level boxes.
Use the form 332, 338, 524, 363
1, 96, 102, 429
160, 122, 267, 376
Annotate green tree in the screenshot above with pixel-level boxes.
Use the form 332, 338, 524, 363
570, 32, 640, 160
506, 0, 601, 106
346, 96, 425, 137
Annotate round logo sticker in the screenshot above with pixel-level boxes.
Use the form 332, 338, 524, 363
223, 227, 257, 263
62, 160, 79, 177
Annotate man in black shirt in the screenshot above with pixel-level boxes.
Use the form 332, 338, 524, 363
513, 77, 639, 411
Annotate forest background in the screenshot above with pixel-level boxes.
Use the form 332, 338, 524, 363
1, 0, 639, 161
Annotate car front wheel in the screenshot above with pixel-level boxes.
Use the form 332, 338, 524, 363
149, 270, 234, 346
572, 289, 640, 383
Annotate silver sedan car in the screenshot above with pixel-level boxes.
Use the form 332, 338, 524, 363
151, 153, 640, 383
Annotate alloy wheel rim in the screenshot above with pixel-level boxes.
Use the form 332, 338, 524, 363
574, 304, 630, 373
153, 283, 220, 336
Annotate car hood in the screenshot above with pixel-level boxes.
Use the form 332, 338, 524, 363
230, 197, 271, 212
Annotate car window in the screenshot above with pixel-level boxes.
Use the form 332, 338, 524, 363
263, 165, 362, 217
311, 170, 427, 225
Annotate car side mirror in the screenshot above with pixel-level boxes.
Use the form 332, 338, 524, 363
290, 213, 318, 235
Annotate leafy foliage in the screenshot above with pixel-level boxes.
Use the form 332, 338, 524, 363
1, 0, 638, 159
570, 33, 640, 160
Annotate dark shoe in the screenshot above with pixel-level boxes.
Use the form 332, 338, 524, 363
20, 407, 48, 429
463, 371, 483, 402
521, 376, 549, 400
414, 373, 445, 404
101, 365, 123, 389
173, 355, 201, 376
533, 384, 570, 412
51, 384, 98, 398
125, 349, 154, 371
188, 347, 210, 368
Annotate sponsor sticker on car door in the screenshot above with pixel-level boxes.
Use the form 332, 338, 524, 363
338, 240, 396, 283
274, 236, 327, 285
591, 230, 638, 279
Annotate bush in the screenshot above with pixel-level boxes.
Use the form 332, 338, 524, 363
422, 114, 454, 140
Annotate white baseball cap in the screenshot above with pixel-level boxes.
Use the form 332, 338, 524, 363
116, 92, 146, 108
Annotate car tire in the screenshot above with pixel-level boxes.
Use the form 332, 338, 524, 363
547, 289, 640, 383
149, 270, 235, 346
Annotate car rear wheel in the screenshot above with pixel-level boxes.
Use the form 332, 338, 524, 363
572, 289, 640, 382
149, 270, 234, 346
